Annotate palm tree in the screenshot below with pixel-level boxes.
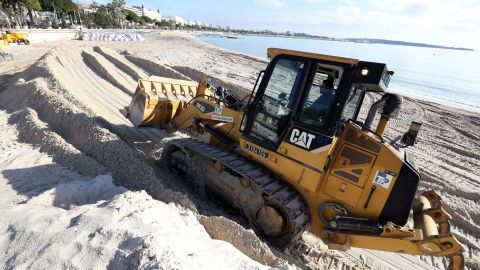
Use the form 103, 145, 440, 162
1, 0, 23, 27
107, 0, 126, 28
0, 8, 12, 28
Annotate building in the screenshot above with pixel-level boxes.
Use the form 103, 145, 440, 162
37, 11, 59, 24
163, 16, 186, 25
143, 9, 161, 21
123, 5, 161, 21
123, 5, 143, 17
77, 4, 96, 14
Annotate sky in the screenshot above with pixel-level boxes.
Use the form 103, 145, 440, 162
89, 0, 480, 49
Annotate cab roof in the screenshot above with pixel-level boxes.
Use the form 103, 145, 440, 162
267, 48, 359, 65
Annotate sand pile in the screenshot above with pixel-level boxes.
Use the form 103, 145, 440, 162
0, 113, 278, 269
0, 44, 290, 268
0, 76, 159, 194
0, 110, 271, 269
1, 177, 271, 270
93, 46, 149, 81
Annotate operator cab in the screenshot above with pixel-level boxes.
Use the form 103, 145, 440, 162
243, 48, 393, 152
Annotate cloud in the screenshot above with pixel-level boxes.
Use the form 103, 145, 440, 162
254, 0, 287, 9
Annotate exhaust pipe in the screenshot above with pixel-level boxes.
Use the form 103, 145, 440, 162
364, 93, 403, 136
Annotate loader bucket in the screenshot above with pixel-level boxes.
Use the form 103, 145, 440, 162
125, 77, 203, 127
413, 190, 465, 270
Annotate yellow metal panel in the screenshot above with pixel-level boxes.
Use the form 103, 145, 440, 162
355, 165, 403, 218
239, 140, 303, 183
169, 97, 243, 143
323, 175, 363, 208
330, 144, 376, 188
324, 123, 404, 219
298, 168, 322, 192
277, 139, 334, 170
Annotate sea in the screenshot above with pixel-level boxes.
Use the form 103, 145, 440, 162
198, 34, 480, 112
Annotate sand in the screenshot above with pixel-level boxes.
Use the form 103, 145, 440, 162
0, 31, 478, 270
0, 111, 279, 269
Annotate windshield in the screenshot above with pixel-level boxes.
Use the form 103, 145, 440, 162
248, 58, 306, 147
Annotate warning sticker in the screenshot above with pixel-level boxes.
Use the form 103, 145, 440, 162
212, 115, 233, 122
373, 171, 394, 189
215, 104, 223, 114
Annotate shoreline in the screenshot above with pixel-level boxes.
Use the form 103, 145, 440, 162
193, 34, 480, 115
389, 87, 480, 114
196, 32, 476, 51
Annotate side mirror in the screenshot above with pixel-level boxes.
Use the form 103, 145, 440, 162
401, 121, 422, 146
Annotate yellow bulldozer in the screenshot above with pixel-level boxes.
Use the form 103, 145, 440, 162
122, 48, 464, 269
1, 31, 30, 45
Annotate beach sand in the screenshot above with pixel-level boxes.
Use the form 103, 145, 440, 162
0, 31, 478, 270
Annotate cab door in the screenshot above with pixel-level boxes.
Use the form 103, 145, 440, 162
274, 63, 346, 191
241, 58, 352, 194
243, 56, 309, 149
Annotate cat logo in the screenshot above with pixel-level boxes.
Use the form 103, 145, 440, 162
290, 129, 315, 149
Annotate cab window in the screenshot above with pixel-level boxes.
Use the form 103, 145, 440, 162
248, 58, 306, 147
298, 64, 342, 129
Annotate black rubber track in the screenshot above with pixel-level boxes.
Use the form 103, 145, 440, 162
163, 138, 310, 246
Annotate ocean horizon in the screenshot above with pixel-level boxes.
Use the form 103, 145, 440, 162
198, 34, 480, 112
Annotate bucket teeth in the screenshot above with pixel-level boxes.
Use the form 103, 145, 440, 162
125, 77, 202, 127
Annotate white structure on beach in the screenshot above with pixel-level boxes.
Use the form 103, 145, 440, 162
123, 5, 162, 21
